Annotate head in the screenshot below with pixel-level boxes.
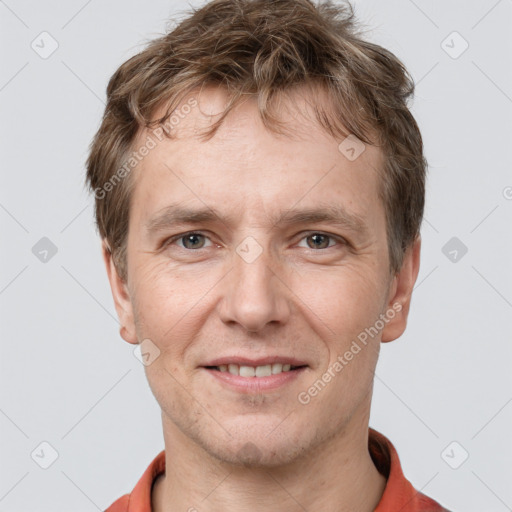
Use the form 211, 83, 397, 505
86, 0, 425, 467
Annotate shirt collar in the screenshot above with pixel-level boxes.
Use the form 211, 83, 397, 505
107, 427, 447, 512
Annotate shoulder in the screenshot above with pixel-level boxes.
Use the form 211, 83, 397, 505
103, 450, 166, 512
416, 492, 453, 512
104, 493, 130, 512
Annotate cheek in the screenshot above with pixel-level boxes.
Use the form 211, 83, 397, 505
295, 264, 386, 335
291, 265, 386, 398
129, 258, 213, 335
298, 274, 381, 420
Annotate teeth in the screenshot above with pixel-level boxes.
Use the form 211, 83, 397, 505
255, 364, 272, 377
239, 365, 255, 377
217, 363, 297, 377
271, 363, 282, 374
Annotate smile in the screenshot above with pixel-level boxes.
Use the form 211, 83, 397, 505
202, 361, 308, 392
206, 363, 305, 377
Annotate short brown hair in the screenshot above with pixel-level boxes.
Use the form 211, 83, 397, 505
86, 0, 426, 281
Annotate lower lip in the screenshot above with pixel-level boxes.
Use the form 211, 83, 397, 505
202, 367, 307, 392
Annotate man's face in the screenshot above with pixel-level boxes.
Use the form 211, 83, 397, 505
106, 86, 416, 466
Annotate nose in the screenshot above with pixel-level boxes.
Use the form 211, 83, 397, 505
218, 245, 291, 333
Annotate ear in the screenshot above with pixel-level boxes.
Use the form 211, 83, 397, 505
102, 240, 138, 344
381, 236, 421, 343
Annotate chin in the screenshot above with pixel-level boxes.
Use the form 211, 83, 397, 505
212, 439, 307, 468
200, 419, 310, 468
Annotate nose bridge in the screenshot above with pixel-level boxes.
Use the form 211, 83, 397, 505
219, 234, 290, 332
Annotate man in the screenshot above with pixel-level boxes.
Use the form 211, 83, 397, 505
86, 0, 450, 510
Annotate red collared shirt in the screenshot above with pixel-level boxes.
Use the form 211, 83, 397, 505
105, 428, 450, 512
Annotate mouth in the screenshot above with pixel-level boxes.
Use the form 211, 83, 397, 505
204, 363, 307, 377
201, 358, 309, 392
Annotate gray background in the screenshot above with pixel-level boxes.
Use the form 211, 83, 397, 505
1, 0, 511, 510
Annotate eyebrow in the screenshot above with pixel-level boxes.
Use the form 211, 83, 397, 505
145, 203, 369, 237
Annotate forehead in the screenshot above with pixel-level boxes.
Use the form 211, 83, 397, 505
136, 83, 379, 161
128, 85, 385, 232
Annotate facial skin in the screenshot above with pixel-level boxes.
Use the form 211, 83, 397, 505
103, 85, 421, 511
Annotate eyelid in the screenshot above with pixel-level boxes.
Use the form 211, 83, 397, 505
164, 231, 213, 249
164, 230, 347, 250
295, 230, 348, 249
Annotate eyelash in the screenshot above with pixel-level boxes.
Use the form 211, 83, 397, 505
163, 231, 347, 251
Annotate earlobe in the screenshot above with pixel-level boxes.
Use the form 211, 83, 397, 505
381, 236, 421, 343
101, 240, 138, 345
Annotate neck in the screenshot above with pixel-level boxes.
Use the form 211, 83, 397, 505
153, 412, 387, 512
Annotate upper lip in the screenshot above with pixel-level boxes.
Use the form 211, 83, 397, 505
201, 356, 308, 367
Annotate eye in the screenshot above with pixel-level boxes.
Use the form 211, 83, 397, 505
296, 232, 344, 250
163, 231, 346, 252
167, 232, 213, 250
